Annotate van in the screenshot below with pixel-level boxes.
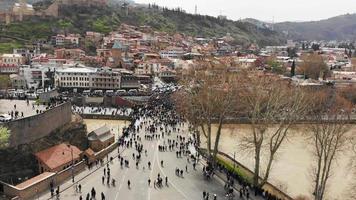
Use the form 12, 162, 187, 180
105, 90, 114, 96
115, 90, 126, 95
128, 89, 138, 94
93, 90, 103, 96
83, 90, 91, 96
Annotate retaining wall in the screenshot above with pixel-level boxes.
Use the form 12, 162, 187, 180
4, 102, 72, 147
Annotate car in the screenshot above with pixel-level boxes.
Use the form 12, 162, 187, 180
0, 114, 12, 122
115, 90, 126, 95
105, 90, 115, 96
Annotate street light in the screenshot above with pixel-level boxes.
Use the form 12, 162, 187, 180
66, 144, 74, 183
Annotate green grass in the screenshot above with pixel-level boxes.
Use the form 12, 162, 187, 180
216, 156, 253, 184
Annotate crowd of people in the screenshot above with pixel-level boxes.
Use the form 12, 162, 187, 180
50, 92, 286, 200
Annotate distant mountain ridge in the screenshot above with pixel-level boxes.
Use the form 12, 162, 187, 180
246, 14, 356, 41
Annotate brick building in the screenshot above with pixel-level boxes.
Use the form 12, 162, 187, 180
34, 143, 82, 173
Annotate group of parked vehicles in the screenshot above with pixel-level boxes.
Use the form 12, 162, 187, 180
81, 89, 147, 97
0, 89, 44, 100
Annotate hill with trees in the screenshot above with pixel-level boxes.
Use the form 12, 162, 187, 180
0, 2, 285, 53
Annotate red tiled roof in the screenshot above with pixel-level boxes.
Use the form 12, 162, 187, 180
35, 143, 82, 170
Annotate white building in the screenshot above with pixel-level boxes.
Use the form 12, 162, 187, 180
55, 67, 95, 89
55, 67, 122, 91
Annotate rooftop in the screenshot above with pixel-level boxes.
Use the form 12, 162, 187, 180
35, 143, 82, 170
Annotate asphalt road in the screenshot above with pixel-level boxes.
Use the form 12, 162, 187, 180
39, 117, 234, 200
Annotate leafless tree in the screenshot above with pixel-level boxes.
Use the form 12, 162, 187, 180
173, 69, 238, 160
238, 72, 310, 188
308, 90, 353, 200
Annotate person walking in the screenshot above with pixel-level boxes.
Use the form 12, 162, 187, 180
148, 178, 151, 186
101, 192, 105, 200
128, 180, 131, 189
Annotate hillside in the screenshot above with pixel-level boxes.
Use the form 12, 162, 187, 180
0, 2, 285, 53
274, 13, 356, 41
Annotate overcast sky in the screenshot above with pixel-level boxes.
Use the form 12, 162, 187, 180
134, 0, 355, 22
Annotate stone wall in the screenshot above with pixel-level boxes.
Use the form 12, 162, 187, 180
1, 161, 86, 200
4, 102, 72, 147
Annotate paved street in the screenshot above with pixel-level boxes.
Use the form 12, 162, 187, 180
37, 116, 237, 200
0, 99, 46, 118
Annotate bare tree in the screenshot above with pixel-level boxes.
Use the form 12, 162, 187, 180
238, 72, 310, 188
298, 54, 330, 80
173, 69, 237, 160
308, 91, 353, 200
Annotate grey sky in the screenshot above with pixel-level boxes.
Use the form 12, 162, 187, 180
134, 0, 356, 22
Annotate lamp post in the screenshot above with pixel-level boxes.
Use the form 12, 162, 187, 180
67, 144, 74, 183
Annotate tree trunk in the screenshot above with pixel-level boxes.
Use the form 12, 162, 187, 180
207, 123, 212, 157
260, 152, 274, 187
253, 145, 261, 187
212, 116, 224, 160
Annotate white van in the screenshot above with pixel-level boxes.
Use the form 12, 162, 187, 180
83, 90, 91, 96
93, 90, 103, 96
105, 90, 114, 96
115, 90, 126, 95
128, 89, 138, 94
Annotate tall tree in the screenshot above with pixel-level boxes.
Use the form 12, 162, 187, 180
298, 54, 329, 80
173, 69, 238, 161
308, 90, 353, 200
238, 72, 310, 188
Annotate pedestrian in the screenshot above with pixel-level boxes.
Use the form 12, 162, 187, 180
213, 194, 217, 200
86, 193, 90, 200
185, 165, 188, 172
128, 180, 131, 189
101, 192, 105, 200
91, 187, 96, 199
102, 176, 105, 184
79, 195, 82, 200
78, 184, 81, 193
148, 178, 151, 186
165, 176, 168, 186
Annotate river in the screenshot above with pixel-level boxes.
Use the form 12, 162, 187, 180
205, 124, 356, 200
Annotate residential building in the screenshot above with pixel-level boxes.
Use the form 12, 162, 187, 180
91, 68, 121, 90
55, 67, 95, 90
9, 74, 26, 89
